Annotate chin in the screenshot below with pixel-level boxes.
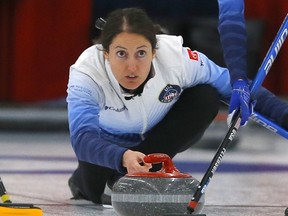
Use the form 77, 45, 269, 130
123, 84, 140, 90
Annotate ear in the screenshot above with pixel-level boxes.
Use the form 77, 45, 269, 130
104, 51, 109, 60
152, 49, 156, 59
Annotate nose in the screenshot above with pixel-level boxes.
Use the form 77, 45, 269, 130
127, 58, 137, 72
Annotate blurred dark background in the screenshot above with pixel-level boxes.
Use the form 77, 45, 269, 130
1, 0, 288, 104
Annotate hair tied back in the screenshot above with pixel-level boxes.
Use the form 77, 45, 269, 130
95, 17, 106, 30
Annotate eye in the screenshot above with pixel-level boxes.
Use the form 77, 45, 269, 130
137, 50, 146, 58
116, 50, 126, 58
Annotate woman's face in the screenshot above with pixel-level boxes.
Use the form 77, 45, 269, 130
104, 32, 155, 90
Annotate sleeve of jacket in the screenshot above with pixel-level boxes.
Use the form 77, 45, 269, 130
182, 47, 232, 100
253, 87, 288, 127
218, 0, 248, 83
66, 70, 128, 173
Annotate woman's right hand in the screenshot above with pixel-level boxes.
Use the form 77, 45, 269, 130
122, 150, 152, 174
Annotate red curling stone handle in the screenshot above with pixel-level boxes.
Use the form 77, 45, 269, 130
144, 153, 179, 174
126, 153, 191, 178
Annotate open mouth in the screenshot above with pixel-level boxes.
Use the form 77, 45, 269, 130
126, 75, 137, 79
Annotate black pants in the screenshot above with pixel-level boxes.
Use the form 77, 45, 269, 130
70, 84, 220, 204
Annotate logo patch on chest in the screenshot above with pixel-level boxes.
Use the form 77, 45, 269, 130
159, 84, 181, 103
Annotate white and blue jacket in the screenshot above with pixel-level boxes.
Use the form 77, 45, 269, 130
67, 35, 232, 173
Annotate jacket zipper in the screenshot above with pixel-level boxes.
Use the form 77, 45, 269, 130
136, 96, 148, 135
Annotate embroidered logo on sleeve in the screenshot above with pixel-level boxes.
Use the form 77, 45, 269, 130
159, 84, 181, 103
187, 49, 198, 61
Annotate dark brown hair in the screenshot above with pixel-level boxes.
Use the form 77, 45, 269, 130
97, 8, 161, 52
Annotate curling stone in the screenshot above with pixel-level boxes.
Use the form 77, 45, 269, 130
112, 153, 204, 216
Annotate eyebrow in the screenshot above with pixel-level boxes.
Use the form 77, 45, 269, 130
114, 45, 148, 50
136, 45, 148, 49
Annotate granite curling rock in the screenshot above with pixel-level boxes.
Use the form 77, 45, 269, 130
112, 153, 204, 216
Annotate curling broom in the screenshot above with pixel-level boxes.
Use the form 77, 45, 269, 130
0, 177, 43, 216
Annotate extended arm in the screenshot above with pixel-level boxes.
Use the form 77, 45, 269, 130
218, 0, 288, 130
67, 71, 128, 173
218, 0, 251, 126
218, 0, 247, 83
